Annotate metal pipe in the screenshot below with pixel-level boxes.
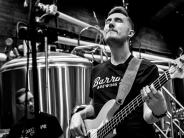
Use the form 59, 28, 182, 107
44, 37, 51, 114
57, 36, 174, 62
163, 86, 184, 110
57, 11, 92, 28
154, 123, 169, 138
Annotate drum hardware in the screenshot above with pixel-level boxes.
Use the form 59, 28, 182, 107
154, 86, 184, 138
154, 123, 169, 138
173, 108, 184, 119
167, 112, 184, 138
173, 118, 184, 137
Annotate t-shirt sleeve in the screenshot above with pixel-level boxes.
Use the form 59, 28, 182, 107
139, 61, 159, 88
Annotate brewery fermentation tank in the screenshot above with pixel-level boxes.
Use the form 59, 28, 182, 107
0, 52, 92, 138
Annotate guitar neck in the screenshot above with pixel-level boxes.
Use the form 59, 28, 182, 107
97, 70, 171, 137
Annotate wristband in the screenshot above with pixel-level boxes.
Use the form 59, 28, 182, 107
152, 110, 167, 119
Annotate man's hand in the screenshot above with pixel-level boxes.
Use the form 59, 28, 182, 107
141, 84, 167, 115
70, 112, 87, 137
37, 3, 58, 15
46, 4, 57, 15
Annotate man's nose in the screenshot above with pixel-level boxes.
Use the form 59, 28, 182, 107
27, 100, 33, 106
109, 21, 115, 29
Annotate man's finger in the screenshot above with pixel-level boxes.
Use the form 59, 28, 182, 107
146, 86, 155, 99
150, 84, 157, 95
141, 87, 148, 102
82, 121, 87, 136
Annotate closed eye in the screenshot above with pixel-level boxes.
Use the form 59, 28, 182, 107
115, 18, 123, 23
105, 18, 111, 24
105, 17, 124, 24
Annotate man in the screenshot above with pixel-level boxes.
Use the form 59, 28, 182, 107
8, 88, 63, 138
69, 6, 168, 138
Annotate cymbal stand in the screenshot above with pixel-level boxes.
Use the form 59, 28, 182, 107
154, 86, 184, 138
163, 86, 184, 137
154, 123, 169, 138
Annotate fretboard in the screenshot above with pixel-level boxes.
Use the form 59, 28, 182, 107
97, 70, 171, 137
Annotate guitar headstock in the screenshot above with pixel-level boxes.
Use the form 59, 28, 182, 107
169, 55, 184, 79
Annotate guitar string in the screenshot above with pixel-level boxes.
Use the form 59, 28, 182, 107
97, 70, 170, 137
99, 71, 170, 137
97, 94, 143, 138
97, 71, 170, 137
93, 70, 170, 138
100, 71, 170, 137
90, 70, 170, 138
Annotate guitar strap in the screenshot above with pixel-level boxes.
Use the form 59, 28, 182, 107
116, 57, 142, 105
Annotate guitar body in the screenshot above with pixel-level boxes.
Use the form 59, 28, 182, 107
84, 99, 120, 138
82, 55, 184, 138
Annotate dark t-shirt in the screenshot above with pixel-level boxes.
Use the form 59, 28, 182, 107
89, 55, 159, 138
8, 112, 63, 138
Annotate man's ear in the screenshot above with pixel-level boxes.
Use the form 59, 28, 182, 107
128, 30, 135, 38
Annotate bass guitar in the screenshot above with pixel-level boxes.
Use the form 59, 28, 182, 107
84, 55, 184, 138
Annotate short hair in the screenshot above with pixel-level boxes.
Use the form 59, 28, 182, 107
107, 6, 134, 30
16, 88, 26, 103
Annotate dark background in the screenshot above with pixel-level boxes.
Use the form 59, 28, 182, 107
58, 0, 184, 57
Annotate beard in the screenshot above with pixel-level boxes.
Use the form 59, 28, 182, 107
105, 35, 127, 46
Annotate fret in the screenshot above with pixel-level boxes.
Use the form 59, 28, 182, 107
127, 103, 131, 114
98, 95, 142, 137
153, 70, 170, 90
130, 99, 135, 110
97, 70, 172, 138
158, 79, 161, 88
132, 101, 135, 110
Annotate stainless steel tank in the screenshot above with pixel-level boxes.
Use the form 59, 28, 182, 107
0, 52, 92, 138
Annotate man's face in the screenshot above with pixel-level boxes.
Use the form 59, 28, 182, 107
103, 13, 132, 44
17, 92, 34, 114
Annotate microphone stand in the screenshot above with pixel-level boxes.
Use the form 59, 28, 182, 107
27, 0, 40, 135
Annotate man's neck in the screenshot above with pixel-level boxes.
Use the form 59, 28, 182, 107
110, 43, 131, 65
